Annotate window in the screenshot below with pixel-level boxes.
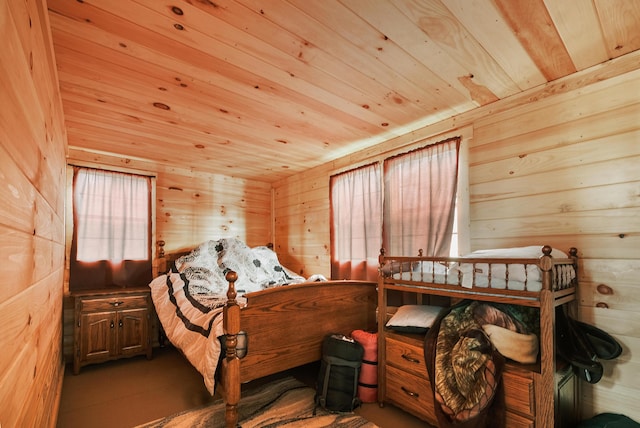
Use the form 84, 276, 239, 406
330, 163, 382, 281
330, 137, 460, 280
70, 167, 152, 290
383, 137, 460, 257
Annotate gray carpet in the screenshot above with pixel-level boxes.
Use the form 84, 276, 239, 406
136, 376, 378, 428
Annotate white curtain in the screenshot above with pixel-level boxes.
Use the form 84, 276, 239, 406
330, 163, 382, 281
74, 168, 149, 261
383, 137, 460, 257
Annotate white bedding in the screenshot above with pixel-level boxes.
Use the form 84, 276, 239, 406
390, 246, 576, 292
149, 270, 225, 395
148, 238, 316, 394
391, 270, 542, 291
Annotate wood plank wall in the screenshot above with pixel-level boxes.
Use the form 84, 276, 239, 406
272, 53, 640, 421
0, 0, 68, 426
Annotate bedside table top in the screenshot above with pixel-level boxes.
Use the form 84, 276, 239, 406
70, 287, 150, 298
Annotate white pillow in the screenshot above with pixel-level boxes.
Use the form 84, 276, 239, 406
386, 305, 444, 333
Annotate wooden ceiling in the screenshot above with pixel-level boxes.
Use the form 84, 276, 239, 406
48, 0, 640, 183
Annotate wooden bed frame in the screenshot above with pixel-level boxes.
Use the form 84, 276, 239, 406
377, 245, 580, 427
156, 248, 377, 428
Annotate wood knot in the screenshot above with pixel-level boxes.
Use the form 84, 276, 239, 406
596, 284, 613, 295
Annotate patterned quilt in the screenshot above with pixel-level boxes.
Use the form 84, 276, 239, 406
173, 238, 307, 306
148, 238, 314, 394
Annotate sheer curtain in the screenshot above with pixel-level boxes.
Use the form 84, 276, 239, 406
70, 167, 151, 289
383, 137, 460, 257
330, 163, 382, 281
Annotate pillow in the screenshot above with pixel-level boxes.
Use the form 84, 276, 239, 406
386, 305, 444, 334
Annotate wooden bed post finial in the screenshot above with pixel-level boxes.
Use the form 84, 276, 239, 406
226, 270, 238, 301
539, 245, 553, 289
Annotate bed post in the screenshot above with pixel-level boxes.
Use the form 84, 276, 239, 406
377, 248, 387, 408
539, 245, 553, 290
223, 270, 240, 428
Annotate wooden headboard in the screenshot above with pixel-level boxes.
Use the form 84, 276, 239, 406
155, 240, 191, 276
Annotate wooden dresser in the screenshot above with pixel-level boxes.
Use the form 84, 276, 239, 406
376, 248, 582, 427
72, 288, 153, 374
381, 329, 577, 427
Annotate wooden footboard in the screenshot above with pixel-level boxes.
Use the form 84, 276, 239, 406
221, 272, 377, 428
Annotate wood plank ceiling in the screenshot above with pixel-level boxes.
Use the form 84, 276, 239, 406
48, 0, 640, 183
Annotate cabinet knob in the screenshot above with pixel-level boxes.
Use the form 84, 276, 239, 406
110, 321, 114, 328
111, 301, 124, 307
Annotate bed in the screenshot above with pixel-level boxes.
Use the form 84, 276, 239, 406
377, 245, 580, 427
148, 238, 376, 428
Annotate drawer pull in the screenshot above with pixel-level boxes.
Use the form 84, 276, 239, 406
111, 301, 124, 307
401, 353, 420, 364
401, 386, 419, 398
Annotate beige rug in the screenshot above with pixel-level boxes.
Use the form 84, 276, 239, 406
137, 376, 378, 428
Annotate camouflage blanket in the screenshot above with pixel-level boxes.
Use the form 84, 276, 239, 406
424, 301, 539, 427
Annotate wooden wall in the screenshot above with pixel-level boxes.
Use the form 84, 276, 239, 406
273, 52, 640, 421
0, 0, 68, 426
2, 0, 637, 425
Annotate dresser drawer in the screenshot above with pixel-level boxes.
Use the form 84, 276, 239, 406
385, 365, 436, 425
505, 410, 534, 428
385, 336, 428, 379
503, 368, 535, 418
79, 294, 148, 312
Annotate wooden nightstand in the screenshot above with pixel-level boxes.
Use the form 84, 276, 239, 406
73, 288, 153, 374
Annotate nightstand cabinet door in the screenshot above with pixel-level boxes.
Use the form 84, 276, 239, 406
79, 311, 117, 362
73, 289, 152, 374
118, 308, 149, 356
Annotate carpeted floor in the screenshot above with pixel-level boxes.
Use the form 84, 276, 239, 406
137, 376, 378, 428
57, 346, 430, 428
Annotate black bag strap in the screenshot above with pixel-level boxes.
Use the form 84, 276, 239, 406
556, 306, 603, 384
